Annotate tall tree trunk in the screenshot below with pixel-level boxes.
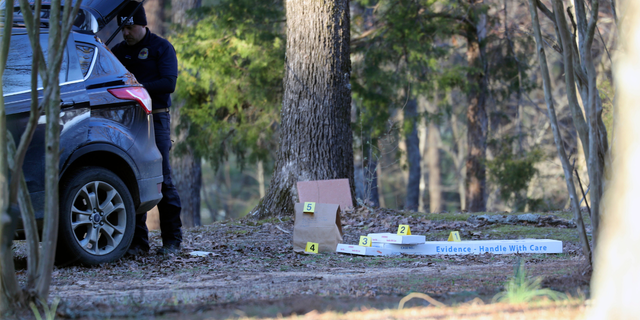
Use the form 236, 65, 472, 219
425, 93, 443, 213
465, 0, 488, 212
170, 0, 202, 227
404, 99, 420, 211
427, 121, 442, 213
418, 101, 428, 212
528, 0, 592, 264
252, 0, 354, 218
144, 0, 165, 35
590, 2, 640, 316
447, 92, 467, 211
549, 0, 607, 246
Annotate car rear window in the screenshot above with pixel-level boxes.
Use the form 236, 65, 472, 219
3, 34, 70, 96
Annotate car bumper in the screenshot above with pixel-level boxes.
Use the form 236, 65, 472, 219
136, 175, 163, 213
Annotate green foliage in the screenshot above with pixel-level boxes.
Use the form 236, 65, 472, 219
487, 136, 544, 211
351, 0, 461, 147
493, 258, 564, 304
171, 0, 285, 170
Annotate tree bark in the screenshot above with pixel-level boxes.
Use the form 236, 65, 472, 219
427, 121, 442, 213
0, 2, 21, 311
170, 0, 202, 228
424, 93, 442, 213
550, 0, 607, 245
528, 0, 592, 264
171, 0, 201, 26
590, 2, 640, 317
404, 99, 420, 211
251, 0, 354, 218
144, 0, 165, 35
465, 0, 488, 212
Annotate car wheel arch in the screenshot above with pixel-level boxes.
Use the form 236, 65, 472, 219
61, 144, 141, 208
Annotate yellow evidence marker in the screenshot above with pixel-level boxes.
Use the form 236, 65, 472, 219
303, 202, 316, 213
359, 236, 372, 247
397, 224, 412, 235
305, 242, 319, 254
448, 231, 461, 242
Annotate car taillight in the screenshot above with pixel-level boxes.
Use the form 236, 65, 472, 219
107, 87, 152, 114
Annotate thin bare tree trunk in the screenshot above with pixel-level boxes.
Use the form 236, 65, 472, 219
425, 93, 442, 213
0, 1, 21, 311
418, 102, 428, 212
528, 0, 592, 264
376, 151, 386, 208
427, 121, 442, 213
257, 160, 265, 198
252, 0, 354, 218
7, 135, 38, 291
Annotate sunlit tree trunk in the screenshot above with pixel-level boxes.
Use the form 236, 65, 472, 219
252, 0, 354, 218
528, 0, 592, 264
171, 0, 201, 26
465, 0, 488, 212
144, 0, 165, 35
590, 2, 640, 316
424, 93, 442, 213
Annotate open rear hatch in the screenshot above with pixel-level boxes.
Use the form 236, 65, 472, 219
11, 0, 135, 32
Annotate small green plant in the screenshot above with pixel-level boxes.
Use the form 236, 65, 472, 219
487, 136, 544, 211
492, 258, 564, 303
29, 298, 60, 320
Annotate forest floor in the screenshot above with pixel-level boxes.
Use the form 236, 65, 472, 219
12, 207, 591, 319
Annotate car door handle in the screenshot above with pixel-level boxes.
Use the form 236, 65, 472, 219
60, 100, 74, 108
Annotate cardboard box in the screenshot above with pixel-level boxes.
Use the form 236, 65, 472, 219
297, 179, 354, 211
368, 233, 426, 244
379, 239, 562, 255
336, 244, 399, 256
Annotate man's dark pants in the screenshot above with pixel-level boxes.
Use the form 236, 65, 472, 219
131, 112, 182, 251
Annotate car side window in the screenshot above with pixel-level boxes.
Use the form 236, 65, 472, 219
3, 34, 36, 95
3, 34, 71, 96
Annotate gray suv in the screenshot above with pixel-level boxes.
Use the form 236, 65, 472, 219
8, 0, 163, 265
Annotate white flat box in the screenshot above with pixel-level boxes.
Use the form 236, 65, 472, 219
336, 244, 399, 256
368, 233, 426, 244
380, 239, 562, 255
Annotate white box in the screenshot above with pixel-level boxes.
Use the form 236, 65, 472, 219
336, 244, 399, 256
380, 239, 562, 255
368, 233, 426, 244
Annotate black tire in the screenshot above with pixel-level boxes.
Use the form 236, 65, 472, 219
56, 166, 135, 266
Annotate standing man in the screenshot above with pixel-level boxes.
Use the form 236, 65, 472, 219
112, 2, 182, 255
